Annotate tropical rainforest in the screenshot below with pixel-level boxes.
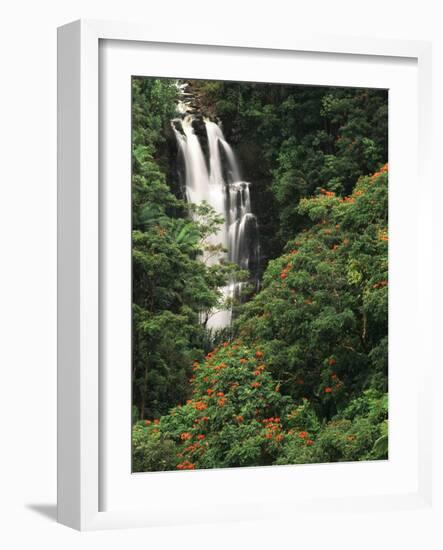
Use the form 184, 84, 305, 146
131, 77, 388, 471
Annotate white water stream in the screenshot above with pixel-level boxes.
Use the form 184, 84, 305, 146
172, 84, 260, 328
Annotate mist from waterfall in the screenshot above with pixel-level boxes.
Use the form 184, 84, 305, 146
172, 85, 260, 329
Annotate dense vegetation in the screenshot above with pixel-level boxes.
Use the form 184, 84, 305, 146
131, 77, 388, 470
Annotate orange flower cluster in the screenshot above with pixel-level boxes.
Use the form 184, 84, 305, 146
341, 196, 355, 204
239, 358, 248, 364
255, 350, 264, 358
193, 401, 207, 411
328, 357, 337, 366
196, 434, 205, 441
305, 439, 314, 446
299, 431, 308, 439
145, 420, 151, 426
180, 432, 192, 441
280, 263, 292, 281
217, 397, 226, 407
370, 163, 388, 182
262, 418, 283, 441
206, 389, 214, 396
176, 461, 195, 470
319, 188, 335, 197
324, 387, 333, 393
235, 415, 244, 423
379, 230, 388, 242
213, 362, 228, 372
251, 381, 261, 389
262, 417, 280, 424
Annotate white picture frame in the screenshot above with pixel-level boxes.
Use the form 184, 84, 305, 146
57, 19, 434, 531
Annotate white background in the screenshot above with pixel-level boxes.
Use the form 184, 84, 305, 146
1, 0, 442, 548
101, 40, 420, 514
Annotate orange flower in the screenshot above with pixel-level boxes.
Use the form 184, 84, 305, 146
275, 434, 284, 442
324, 387, 333, 393
305, 439, 314, 446
328, 357, 337, 366
153, 419, 159, 425
299, 431, 308, 439
194, 401, 207, 411
255, 351, 264, 358
235, 415, 244, 423
216, 391, 224, 397
218, 397, 226, 407
240, 358, 248, 364
144, 420, 151, 426
196, 434, 205, 441
176, 461, 196, 470
180, 432, 191, 441
251, 381, 261, 389
253, 369, 261, 376
206, 389, 214, 396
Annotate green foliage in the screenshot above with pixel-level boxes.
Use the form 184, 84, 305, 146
131, 77, 389, 471
132, 347, 387, 471
200, 82, 387, 255
132, 78, 231, 419
132, 425, 178, 472
236, 167, 388, 419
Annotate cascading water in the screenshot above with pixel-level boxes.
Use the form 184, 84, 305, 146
172, 83, 260, 329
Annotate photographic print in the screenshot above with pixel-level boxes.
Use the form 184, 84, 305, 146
131, 77, 388, 472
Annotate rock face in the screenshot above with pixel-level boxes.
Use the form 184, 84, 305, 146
180, 80, 219, 121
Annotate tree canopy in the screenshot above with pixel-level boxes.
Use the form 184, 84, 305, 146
131, 77, 388, 469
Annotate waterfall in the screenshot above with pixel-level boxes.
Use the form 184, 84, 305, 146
172, 85, 260, 329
